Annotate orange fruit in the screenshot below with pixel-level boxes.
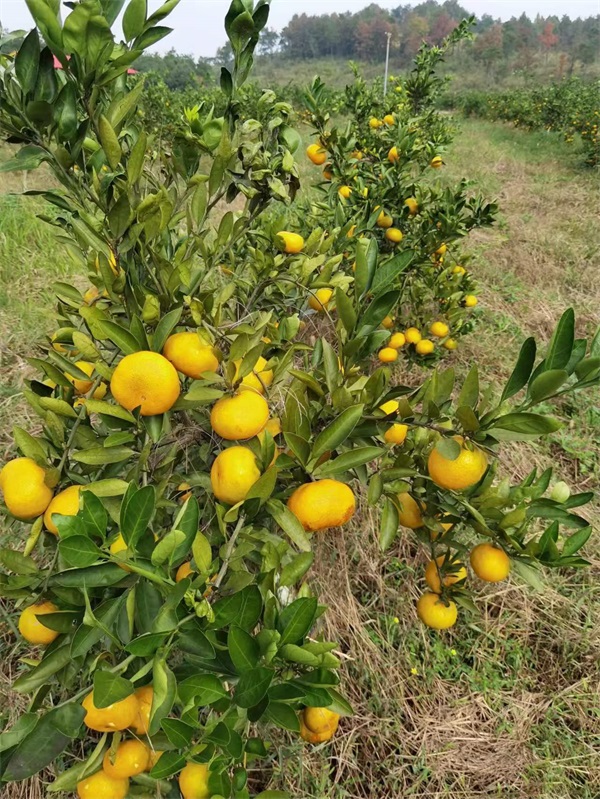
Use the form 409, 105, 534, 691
417, 592, 457, 629
210, 391, 269, 440
210, 446, 261, 505
0, 457, 53, 520
430, 321, 449, 338
379, 399, 399, 415
103, 739, 150, 779
376, 210, 393, 228
43, 485, 82, 535
428, 436, 487, 491
178, 762, 211, 799
425, 556, 467, 593
470, 543, 511, 582
443, 338, 457, 350
307, 143, 327, 165
404, 327, 421, 344
404, 197, 418, 215
18, 601, 59, 645
233, 356, 273, 394
383, 114, 395, 126
378, 347, 398, 363
430, 155, 443, 168
465, 294, 478, 307
287, 479, 356, 532
415, 339, 434, 355
131, 684, 154, 735
389, 332, 406, 349
110, 351, 180, 416
396, 492, 424, 529
385, 228, 403, 243
338, 185, 352, 199
77, 770, 129, 799
82, 690, 139, 732
388, 146, 400, 163
162, 332, 219, 379
384, 424, 408, 445
308, 288, 333, 312
381, 315, 394, 329
176, 561, 194, 582
277, 231, 304, 253
67, 361, 107, 399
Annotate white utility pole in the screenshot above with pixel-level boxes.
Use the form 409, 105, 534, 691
383, 31, 392, 96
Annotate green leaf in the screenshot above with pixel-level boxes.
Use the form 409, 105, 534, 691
528, 369, 569, 403
501, 337, 536, 401
98, 115, 121, 170
435, 437, 461, 460
311, 404, 364, 460
1, 704, 85, 782
370, 250, 414, 296
71, 595, 128, 657
127, 129, 147, 185
545, 308, 574, 370
492, 413, 562, 435
358, 290, 400, 333
83, 399, 136, 423
149, 650, 176, 735
0, 714, 38, 754
13, 426, 48, 463
266, 500, 312, 552
266, 702, 301, 732
315, 446, 384, 477
16, 29, 40, 95
151, 530, 186, 566
458, 365, 479, 408
178, 674, 227, 706
228, 626, 260, 673
93, 671, 134, 708
0, 144, 47, 173
0, 548, 39, 575
278, 597, 317, 646
152, 307, 182, 353
54, 82, 78, 140
234, 666, 273, 708
59, 536, 101, 568
72, 446, 134, 465
149, 750, 186, 780
212, 585, 263, 631
354, 236, 377, 298
229, 10, 255, 51
171, 496, 200, 564
98, 320, 140, 355
13, 645, 71, 693
335, 287, 356, 333
50, 563, 126, 589
162, 718, 195, 748
191, 530, 212, 574
125, 632, 167, 656
120, 484, 155, 547
24, 0, 63, 50
107, 79, 144, 130
123, 0, 147, 40
280, 552, 314, 587
562, 526, 592, 557
379, 496, 399, 551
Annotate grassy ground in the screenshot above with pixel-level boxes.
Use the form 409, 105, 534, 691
1, 121, 599, 798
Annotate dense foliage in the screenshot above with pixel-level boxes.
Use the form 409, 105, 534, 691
452, 78, 600, 166
0, 2, 598, 799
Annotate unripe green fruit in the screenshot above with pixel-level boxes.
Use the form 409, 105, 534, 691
550, 481, 570, 503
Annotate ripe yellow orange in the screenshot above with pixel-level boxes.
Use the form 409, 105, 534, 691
176, 561, 194, 582
18, 601, 59, 645
233, 356, 273, 394
0, 457, 53, 520
304, 706, 340, 734
347, 224, 357, 238
425, 556, 467, 593
210, 391, 269, 440
379, 399, 399, 415
309, 287, 333, 312
287, 479, 355, 532
435, 243, 447, 258
43, 485, 82, 535
388, 146, 399, 163
323, 166, 333, 180
350, 149, 363, 160
381, 315, 394, 329
415, 339, 434, 355
103, 739, 150, 779
430, 155, 443, 168
404, 197, 418, 215
258, 417, 282, 441
276, 231, 304, 254
306, 143, 327, 165
417, 592, 457, 629
465, 294, 478, 307
452, 265, 466, 275
384, 424, 408, 445
82, 690, 139, 732
338, 185, 352, 199
67, 361, 107, 399
389, 332, 406, 349
369, 117, 381, 129
443, 338, 457, 350
428, 436, 488, 491
430, 321, 449, 338
210, 446, 260, 505
376, 210, 393, 228
162, 332, 219, 379
404, 327, 421, 344
110, 351, 180, 416
77, 770, 129, 799
383, 114, 395, 126
378, 347, 398, 363
109, 533, 132, 572
396, 492, 424, 529
385, 227, 403, 243
146, 749, 163, 770
131, 685, 154, 735
179, 762, 210, 799
177, 482, 192, 501
470, 543, 511, 582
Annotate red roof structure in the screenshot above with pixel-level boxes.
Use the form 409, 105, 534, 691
52, 54, 137, 74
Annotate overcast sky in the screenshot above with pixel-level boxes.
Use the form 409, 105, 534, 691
1, 0, 597, 57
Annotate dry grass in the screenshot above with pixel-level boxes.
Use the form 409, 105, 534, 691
1, 122, 599, 798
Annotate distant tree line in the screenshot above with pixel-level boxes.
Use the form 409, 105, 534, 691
213, 2, 599, 74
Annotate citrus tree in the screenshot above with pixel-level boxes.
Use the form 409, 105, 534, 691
0, 2, 599, 799
298, 22, 498, 361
